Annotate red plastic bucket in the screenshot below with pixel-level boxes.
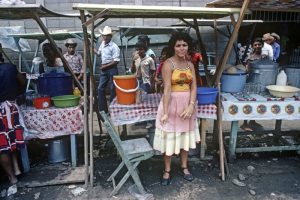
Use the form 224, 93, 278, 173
113, 75, 139, 105
33, 96, 51, 109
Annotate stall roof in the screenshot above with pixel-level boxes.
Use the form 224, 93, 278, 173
0, 4, 79, 20
207, 0, 300, 12
7, 31, 92, 41
174, 19, 263, 26
73, 4, 247, 19
118, 26, 187, 37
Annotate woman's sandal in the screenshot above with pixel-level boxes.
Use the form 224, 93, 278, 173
161, 170, 171, 186
180, 167, 194, 182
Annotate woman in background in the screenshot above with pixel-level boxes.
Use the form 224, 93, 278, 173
42, 43, 64, 73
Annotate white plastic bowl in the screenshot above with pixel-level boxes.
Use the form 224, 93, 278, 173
266, 85, 300, 98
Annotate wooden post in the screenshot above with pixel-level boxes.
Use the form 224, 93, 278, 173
80, 10, 90, 188
213, 20, 219, 67
213, 0, 251, 84
217, 83, 225, 181
89, 20, 95, 187
200, 119, 207, 160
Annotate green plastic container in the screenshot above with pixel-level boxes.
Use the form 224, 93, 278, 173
51, 95, 80, 108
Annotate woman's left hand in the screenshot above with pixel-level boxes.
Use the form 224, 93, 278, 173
180, 104, 194, 120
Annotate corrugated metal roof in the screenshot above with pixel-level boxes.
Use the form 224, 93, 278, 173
0, 4, 79, 20
72, 4, 246, 19
207, 0, 300, 12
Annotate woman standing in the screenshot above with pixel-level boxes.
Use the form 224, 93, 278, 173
153, 32, 200, 186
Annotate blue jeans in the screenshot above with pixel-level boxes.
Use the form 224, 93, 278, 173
97, 67, 118, 113
138, 79, 151, 94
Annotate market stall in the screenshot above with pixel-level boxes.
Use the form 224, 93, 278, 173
0, 4, 89, 186
8, 31, 94, 92
73, 2, 250, 183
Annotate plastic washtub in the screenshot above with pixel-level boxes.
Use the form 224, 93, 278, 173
197, 87, 218, 105
51, 95, 80, 108
221, 70, 247, 93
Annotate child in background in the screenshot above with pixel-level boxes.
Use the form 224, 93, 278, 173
131, 41, 156, 94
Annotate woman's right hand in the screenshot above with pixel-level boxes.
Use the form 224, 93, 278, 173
160, 114, 168, 125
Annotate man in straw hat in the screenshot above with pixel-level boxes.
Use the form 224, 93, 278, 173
270, 32, 281, 62
63, 38, 83, 80
262, 33, 274, 61
95, 26, 120, 112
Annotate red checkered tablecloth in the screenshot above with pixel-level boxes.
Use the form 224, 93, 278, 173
20, 105, 83, 140
109, 94, 217, 126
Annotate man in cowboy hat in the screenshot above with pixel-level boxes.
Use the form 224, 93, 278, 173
270, 32, 281, 62
261, 33, 274, 61
95, 26, 120, 112
63, 38, 83, 80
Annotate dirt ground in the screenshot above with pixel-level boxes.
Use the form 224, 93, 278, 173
1, 119, 300, 200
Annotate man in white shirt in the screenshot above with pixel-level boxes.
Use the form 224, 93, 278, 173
262, 33, 274, 61
95, 26, 120, 112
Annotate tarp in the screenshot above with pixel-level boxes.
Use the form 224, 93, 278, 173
0, 26, 30, 52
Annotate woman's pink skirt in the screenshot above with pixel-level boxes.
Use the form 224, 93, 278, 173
153, 92, 200, 156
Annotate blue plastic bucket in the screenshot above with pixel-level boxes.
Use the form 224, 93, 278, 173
37, 72, 73, 97
221, 71, 247, 93
197, 87, 218, 105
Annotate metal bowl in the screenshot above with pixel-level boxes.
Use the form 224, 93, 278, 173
266, 85, 300, 98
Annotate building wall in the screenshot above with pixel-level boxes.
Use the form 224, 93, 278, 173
0, 0, 236, 77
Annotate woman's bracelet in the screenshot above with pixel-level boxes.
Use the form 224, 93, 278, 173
189, 101, 195, 106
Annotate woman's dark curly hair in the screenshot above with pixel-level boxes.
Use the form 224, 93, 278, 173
167, 32, 192, 57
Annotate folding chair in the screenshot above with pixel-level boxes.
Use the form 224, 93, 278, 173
100, 111, 154, 196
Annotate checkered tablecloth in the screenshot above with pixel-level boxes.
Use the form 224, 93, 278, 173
109, 93, 217, 126
20, 105, 83, 140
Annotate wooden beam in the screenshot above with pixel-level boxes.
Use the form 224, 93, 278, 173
192, 18, 212, 86
83, 8, 110, 27
89, 19, 95, 187
80, 10, 90, 188
213, 0, 251, 84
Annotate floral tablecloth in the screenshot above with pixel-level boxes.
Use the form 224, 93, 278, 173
109, 93, 217, 126
20, 105, 83, 140
222, 93, 300, 121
